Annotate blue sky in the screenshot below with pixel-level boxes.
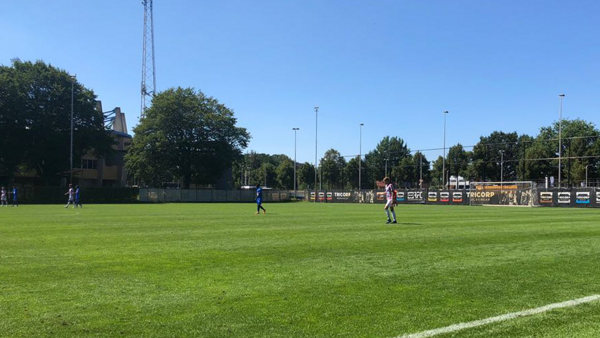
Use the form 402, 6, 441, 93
2, 0, 599, 164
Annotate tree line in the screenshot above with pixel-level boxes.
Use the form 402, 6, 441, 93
2, 60, 599, 189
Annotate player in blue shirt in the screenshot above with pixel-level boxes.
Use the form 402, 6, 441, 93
11, 186, 18, 207
75, 185, 82, 208
255, 184, 266, 214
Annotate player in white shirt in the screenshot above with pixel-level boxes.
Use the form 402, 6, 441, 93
65, 184, 75, 208
383, 177, 397, 224
0, 187, 7, 207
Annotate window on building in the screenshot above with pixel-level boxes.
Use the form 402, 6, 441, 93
82, 159, 98, 170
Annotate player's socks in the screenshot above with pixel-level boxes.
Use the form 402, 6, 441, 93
392, 211, 396, 222
385, 209, 391, 220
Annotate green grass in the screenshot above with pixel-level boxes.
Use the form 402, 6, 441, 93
1, 203, 600, 338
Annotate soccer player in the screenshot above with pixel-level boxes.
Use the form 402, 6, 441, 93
65, 184, 75, 208
0, 187, 7, 207
255, 184, 266, 214
383, 177, 397, 224
11, 186, 18, 207
75, 185, 82, 208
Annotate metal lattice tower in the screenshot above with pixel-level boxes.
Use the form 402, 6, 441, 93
141, 0, 156, 118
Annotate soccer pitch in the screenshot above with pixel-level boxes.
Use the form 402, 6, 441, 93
1, 203, 600, 338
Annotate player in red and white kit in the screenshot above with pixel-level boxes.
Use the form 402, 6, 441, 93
383, 177, 397, 224
65, 184, 75, 208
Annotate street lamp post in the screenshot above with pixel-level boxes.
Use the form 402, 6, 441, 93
359, 123, 364, 190
443, 111, 449, 188
419, 152, 423, 188
586, 164, 590, 187
558, 94, 565, 188
70, 75, 76, 185
293, 128, 299, 198
314, 106, 319, 200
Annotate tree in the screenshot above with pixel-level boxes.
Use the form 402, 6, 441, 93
391, 152, 431, 188
447, 144, 472, 179
344, 156, 367, 189
472, 131, 521, 182
276, 159, 294, 189
298, 162, 316, 189
319, 149, 346, 190
259, 162, 276, 187
125, 87, 250, 188
0, 59, 114, 185
430, 156, 444, 188
365, 136, 410, 185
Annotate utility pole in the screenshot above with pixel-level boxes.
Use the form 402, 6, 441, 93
293, 128, 299, 198
558, 94, 565, 188
359, 123, 364, 190
443, 111, 449, 187
70, 75, 76, 184
314, 106, 319, 199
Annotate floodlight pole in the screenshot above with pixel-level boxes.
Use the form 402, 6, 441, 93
359, 123, 364, 190
293, 128, 299, 198
443, 111, 449, 188
314, 106, 319, 200
70, 75, 76, 185
419, 152, 423, 188
499, 150, 505, 192
558, 94, 565, 188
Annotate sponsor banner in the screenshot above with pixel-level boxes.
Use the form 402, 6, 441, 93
575, 191, 590, 206
440, 191, 450, 203
597, 191, 600, 204
376, 191, 387, 204
332, 191, 353, 203
326, 192, 333, 202
396, 191, 405, 203
452, 191, 464, 204
407, 190, 425, 204
557, 192, 571, 205
427, 191, 438, 203
318, 191, 326, 202
539, 191, 554, 206
270, 192, 280, 201
310, 191, 316, 201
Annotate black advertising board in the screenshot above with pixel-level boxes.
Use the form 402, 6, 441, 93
310, 191, 316, 202
574, 190, 591, 207
406, 190, 426, 204
596, 190, 600, 206
451, 191, 466, 205
557, 191, 572, 207
331, 191, 353, 203
427, 191, 438, 203
318, 191, 326, 202
538, 191, 554, 206
395, 190, 406, 204
375, 190, 387, 204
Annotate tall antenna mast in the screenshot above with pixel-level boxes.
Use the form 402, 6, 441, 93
141, 0, 156, 118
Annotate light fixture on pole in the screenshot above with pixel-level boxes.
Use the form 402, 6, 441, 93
70, 75, 76, 185
359, 123, 364, 190
293, 128, 299, 198
314, 106, 319, 199
443, 111, 449, 187
558, 94, 565, 188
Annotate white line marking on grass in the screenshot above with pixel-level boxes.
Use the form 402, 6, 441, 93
396, 295, 600, 338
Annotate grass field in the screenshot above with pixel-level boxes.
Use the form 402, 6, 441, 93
1, 203, 600, 338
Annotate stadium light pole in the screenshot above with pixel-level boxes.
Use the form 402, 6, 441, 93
499, 150, 505, 189
314, 106, 319, 200
70, 75, 76, 185
359, 123, 364, 190
558, 94, 565, 188
293, 128, 299, 198
443, 111, 449, 188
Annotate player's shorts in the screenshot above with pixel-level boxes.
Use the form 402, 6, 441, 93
385, 199, 394, 208
256, 199, 262, 205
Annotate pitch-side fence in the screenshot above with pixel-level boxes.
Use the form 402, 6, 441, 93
139, 188, 599, 208
307, 188, 600, 208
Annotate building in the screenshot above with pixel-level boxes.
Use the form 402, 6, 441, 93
76, 102, 132, 187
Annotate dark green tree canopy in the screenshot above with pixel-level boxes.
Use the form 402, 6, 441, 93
125, 87, 250, 188
0, 59, 113, 185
